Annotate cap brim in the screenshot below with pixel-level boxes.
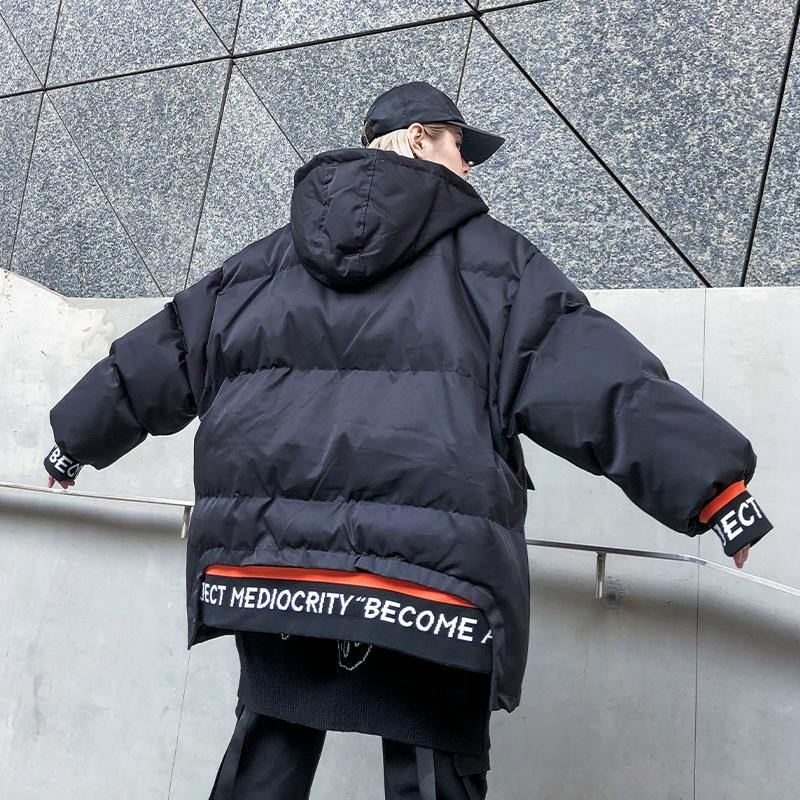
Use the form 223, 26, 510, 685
453, 122, 506, 166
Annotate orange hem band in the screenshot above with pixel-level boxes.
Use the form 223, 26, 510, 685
204, 564, 477, 608
699, 480, 747, 524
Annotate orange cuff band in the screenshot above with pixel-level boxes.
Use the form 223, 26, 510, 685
699, 479, 747, 525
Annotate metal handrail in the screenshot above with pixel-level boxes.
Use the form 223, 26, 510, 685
525, 538, 800, 601
0, 481, 194, 538
1, 480, 794, 601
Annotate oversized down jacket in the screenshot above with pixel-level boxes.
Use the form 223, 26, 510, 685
44, 146, 773, 713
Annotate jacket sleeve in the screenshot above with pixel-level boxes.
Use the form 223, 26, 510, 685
44, 266, 224, 476
497, 248, 773, 557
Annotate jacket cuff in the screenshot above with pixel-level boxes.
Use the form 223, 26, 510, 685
699, 480, 773, 556
44, 443, 84, 481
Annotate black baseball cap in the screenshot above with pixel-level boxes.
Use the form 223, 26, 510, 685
361, 81, 506, 167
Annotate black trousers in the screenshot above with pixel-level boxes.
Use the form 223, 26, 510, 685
208, 700, 489, 799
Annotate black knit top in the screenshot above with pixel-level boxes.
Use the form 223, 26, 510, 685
234, 630, 492, 756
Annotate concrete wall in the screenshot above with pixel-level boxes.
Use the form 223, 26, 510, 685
1, 267, 796, 799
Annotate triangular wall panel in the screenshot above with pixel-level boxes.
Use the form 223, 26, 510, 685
235, 0, 466, 52
459, 23, 701, 289
483, 0, 796, 285
195, 0, 241, 51
187, 67, 303, 287
49, 61, 228, 295
749, 36, 800, 286
0, 93, 39, 265
0, 13, 41, 93
0, 0, 59, 83
47, 0, 227, 84
10, 96, 157, 297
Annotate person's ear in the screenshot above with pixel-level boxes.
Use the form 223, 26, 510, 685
408, 123, 424, 156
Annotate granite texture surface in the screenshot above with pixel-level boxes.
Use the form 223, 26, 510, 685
236, 0, 468, 52
196, 0, 241, 51
1, 93, 40, 265
0, 1, 797, 297
460, 21, 702, 289
10, 96, 158, 297
47, 0, 227, 85
748, 29, 800, 286
186, 66, 302, 288
48, 61, 228, 295
0, 12, 41, 94
481, 0, 796, 286
0, 0, 60, 83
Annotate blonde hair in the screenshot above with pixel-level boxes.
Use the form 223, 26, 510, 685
363, 122, 452, 159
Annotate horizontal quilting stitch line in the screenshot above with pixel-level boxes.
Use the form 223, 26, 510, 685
185, 539, 495, 601
434, 251, 517, 283
192, 490, 516, 530
281, 253, 512, 281
220, 364, 488, 395
217, 272, 274, 295
456, 265, 515, 281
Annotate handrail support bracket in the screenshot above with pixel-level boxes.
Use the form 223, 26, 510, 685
595, 551, 606, 600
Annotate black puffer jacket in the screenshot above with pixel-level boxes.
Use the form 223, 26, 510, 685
45, 147, 772, 713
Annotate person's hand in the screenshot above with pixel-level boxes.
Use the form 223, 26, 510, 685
732, 543, 750, 569
47, 474, 75, 490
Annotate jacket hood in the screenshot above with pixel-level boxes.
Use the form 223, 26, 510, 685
290, 147, 489, 290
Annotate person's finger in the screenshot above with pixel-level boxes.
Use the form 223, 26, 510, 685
47, 475, 75, 490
